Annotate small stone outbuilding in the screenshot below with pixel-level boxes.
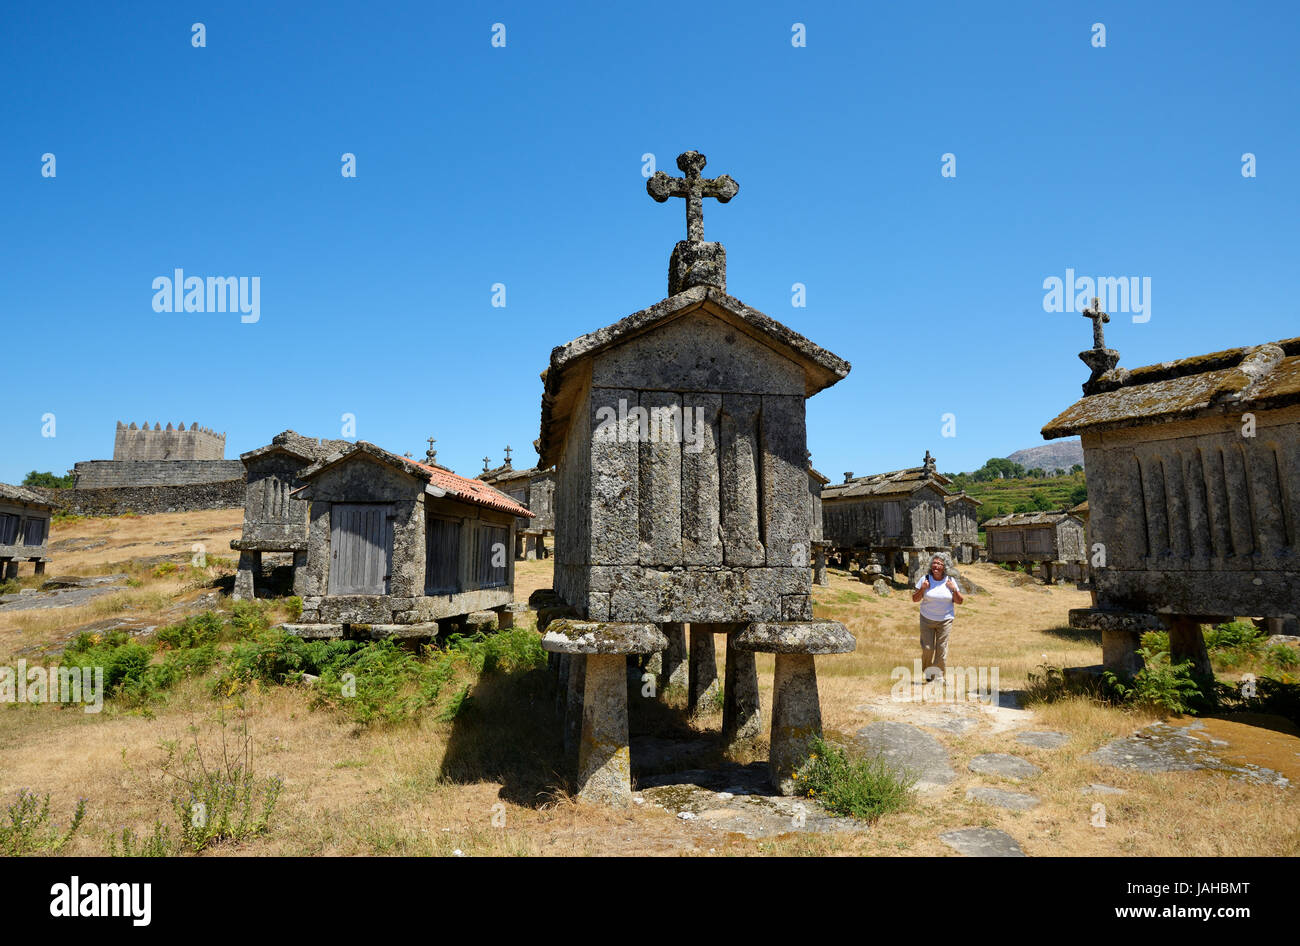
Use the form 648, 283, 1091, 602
284, 442, 531, 639
981, 510, 1086, 583
533, 150, 855, 805
944, 491, 983, 564
479, 451, 556, 560
0, 484, 54, 580
821, 452, 952, 583
1043, 303, 1300, 674
231, 430, 351, 599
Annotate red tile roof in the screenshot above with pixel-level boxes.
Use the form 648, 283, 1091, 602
295, 442, 533, 518
412, 459, 534, 518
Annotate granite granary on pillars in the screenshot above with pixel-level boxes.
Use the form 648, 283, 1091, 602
231, 430, 351, 599
478, 447, 556, 560
0, 484, 54, 579
282, 441, 531, 640
944, 491, 983, 564
1043, 300, 1300, 675
821, 451, 952, 585
981, 510, 1087, 583
532, 150, 855, 806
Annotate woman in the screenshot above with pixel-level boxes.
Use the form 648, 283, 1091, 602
910, 554, 963, 683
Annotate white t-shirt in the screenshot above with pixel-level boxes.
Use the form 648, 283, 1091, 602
916, 573, 956, 621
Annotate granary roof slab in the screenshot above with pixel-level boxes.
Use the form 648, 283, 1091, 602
983, 510, 1082, 528
240, 430, 352, 465
0, 483, 56, 509
294, 442, 533, 518
538, 286, 850, 468
822, 466, 953, 500
1042, 336, 1300, 439
944, 490, 982, 507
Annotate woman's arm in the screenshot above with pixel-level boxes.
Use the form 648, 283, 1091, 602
947, 578, 964, 605
911, 577, 927, 602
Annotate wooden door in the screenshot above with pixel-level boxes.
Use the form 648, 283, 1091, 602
329, 504, 393, 595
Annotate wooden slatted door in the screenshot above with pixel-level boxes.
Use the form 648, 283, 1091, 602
329, 504, 393, 595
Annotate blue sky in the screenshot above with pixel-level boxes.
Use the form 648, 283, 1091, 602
3, 1, 1297, 484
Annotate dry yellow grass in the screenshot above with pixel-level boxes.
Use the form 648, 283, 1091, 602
1, 514, 1296, 857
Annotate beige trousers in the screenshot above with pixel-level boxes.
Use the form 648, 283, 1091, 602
919, 616, 953, 679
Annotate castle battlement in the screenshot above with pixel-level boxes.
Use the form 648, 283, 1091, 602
112, 421, 227, 461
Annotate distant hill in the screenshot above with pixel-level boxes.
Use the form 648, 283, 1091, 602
1006, 440, 1083, 474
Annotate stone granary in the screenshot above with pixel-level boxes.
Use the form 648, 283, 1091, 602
981, 510, 1086, 583
282, 441, 531, 639
0, 484, 54, 579
72, 422, 243, 488
821, 451, 952, 583
532, 150, 855, 805
944, 491, 983, 564
1043, 299, 1300, 674
230, 430, 351, 600
478, 447, 556, 560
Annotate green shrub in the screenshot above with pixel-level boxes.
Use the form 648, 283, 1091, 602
0, 790, 86, 856
1204, 620, 1262, 651
108, 822, 174, 857
63, 631, 152, 695
1139, 630, 1170, 653
156, 612, 224, 650
227, 600, 271, 638
0, 579, 20, 596
285, 596, 303, 621
1264, 644, 1300, 672
152, 562, 180, 579
1102, 648, 1209, 715
795, 738, 915, 822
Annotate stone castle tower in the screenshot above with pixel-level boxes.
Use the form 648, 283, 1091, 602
112, 422, 226, 461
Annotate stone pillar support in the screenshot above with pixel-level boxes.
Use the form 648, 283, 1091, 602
722, 630, 762, 747
233, 550, 260, 600
1166, 616, 1213, 678
290, 550, 309, 595
734, 621, 856, 796
688, 625, 720, 716
33, 560, 46, 576
2, 560, 18, 581
541, 620, 668, 807
659, 622, 688, 693
812, 543, 828, 586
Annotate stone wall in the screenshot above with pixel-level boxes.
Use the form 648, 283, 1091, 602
73, 460, 245, 488
31, 480, 245, 516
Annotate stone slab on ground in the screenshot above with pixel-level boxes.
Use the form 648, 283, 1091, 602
939, 827, 1026, 857
854, 721, 956, 790
1085, 721, 1290, 787
965, 786, 1041, 811
0, 583, 128, 612
1016, 730, 1069, 749
637, 762, 871, 839
1080, 783, 1127, 796
968, 753, 1042, 780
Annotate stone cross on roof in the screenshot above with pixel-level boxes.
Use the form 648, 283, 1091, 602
482, 456, 490, 473
503, 445, 512, 467
425, 437, 437, 464
1083, 297, 1110, 350
922, 450, 936, 476
647, 151, 738, 243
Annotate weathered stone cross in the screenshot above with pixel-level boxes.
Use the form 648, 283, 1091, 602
482, 456, 491, 473
504, 445, 512, 465
647, 151, 739, 243
1083, 297, 1110, 350
425, 437, 437, 464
